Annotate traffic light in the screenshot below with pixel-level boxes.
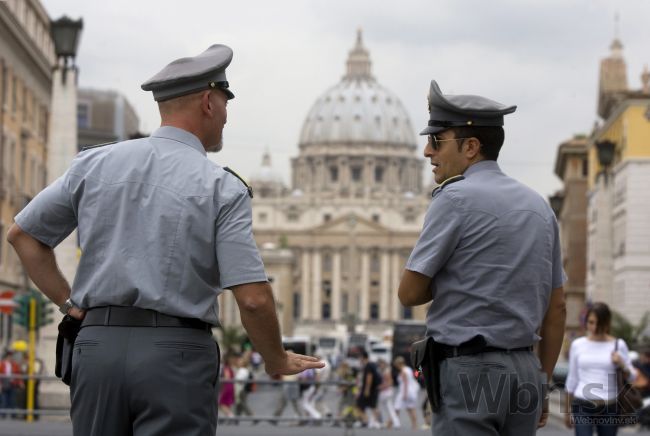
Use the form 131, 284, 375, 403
13, 294, 30, 329
36, 297, 55, 329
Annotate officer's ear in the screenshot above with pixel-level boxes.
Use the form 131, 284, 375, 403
463, 137, 481, 159
200, 90, 213, 115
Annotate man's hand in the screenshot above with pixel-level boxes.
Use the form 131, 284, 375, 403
264, 350, 324, 377
67, 306, 86, 321
537, 396, 549, 428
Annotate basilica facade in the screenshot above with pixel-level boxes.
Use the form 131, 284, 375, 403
219, 32, 432, 337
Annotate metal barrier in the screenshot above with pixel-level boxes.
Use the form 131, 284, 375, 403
0, 374, 363, 432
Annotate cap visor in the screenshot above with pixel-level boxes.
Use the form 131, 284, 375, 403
419, 125, 446, 135
224, 89, 235, 100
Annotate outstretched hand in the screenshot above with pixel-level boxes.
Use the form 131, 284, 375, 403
264, 351, 325, 377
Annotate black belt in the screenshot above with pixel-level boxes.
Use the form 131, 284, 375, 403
82, 306, 212, 332
438, 342, 533, 359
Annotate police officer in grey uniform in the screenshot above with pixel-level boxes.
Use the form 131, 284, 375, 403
7, 44, 323, 436
398, 80, 567, 435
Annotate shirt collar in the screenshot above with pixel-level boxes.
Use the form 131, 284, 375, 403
151, 126, 207, 156
463, 160, 502, 178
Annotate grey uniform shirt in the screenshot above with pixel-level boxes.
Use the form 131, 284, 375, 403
406, 160, 566, 348
14, 126, 267, 325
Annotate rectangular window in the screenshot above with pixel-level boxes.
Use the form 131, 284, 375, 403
403, 306, 413, 320
293, 293, 301, 319
323, 280, 331, 297
77, 103, 90, 129
372, 214, 380, 223
258, 212, 267, 223
323, 213, 331, 222
371, 254, 380, 272
329, 166, 338, 182
351, 166, 362, 182
374, 167, 384, 183
370, 303, 379, 320
322, 303, 331, 320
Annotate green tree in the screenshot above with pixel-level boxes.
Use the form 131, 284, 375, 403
218, 325, 246, 353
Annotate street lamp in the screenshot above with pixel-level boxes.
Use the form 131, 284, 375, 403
595, 139, 616, 185
50, 16, 83, 82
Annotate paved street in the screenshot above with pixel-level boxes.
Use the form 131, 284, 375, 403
1, 383, 648, 436
1, 419, 650, 436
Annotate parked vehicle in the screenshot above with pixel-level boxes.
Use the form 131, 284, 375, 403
369, 342, 392, 364
391, 321, 426, 367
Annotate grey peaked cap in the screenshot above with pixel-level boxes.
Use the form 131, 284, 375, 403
141, 44, 235, 102
420, 80, 516, 135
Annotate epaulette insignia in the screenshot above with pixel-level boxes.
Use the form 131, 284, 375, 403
224, 167, 254, 198
431, 175, 465, 198
80, 141, 116, 152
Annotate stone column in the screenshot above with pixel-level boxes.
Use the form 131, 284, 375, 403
380, 250, 390, 320
301, 249, 311, 321
360, 249, 370, 321
391, 250, 402, 320
332, 250, 342, 321
312, 250, 322, 320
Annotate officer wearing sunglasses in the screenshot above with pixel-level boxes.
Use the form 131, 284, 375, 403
398, 80, 567, 436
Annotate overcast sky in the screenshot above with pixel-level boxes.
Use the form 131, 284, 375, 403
42, 0, 650, 198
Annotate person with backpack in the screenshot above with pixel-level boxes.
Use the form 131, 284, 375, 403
356, 350, 382, 428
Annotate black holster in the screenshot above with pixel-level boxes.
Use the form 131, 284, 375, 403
411, 337, 441, 412
55, 315, 82, 386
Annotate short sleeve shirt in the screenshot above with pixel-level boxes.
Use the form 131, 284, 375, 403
14, 126, 267, 324
406, 161, 566, 348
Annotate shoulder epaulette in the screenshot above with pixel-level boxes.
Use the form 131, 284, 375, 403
431, 175, 465, 198
224, 167, 254, 198
80, 141, 116, 152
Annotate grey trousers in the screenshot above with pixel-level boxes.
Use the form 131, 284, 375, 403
433, 350, 544, 436
70, 325, 219, 436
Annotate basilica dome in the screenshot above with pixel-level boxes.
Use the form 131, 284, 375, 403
298, 31, 416, 146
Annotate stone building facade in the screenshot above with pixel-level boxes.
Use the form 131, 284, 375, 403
219, 32, 431, 338
586, 37, 650, 325
0, 0, 55, 345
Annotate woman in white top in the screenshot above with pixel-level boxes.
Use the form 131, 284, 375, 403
393, 356, 420, 430
565, 302, 636, 436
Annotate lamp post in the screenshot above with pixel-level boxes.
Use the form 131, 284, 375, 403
50, 16, 83, 83
595, 140, 615, 185
39, 16, 83, 403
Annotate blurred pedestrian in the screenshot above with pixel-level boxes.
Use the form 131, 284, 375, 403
377, 358, 400, 429
218, 353, 237, 419
0, 350, 22, 418
272, 373, 303, 423
234, 354, 257, 424
393, 356, 419, 430
313, 356, 332, 419
356, 350, 381, 429
565, 302, 637, 436
299, 367, 321, 421
336, 361, 357, 425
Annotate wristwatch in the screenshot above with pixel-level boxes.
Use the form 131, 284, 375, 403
58, 298, 76, 315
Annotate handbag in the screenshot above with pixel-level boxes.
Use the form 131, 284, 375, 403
614, 338, 643, 415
